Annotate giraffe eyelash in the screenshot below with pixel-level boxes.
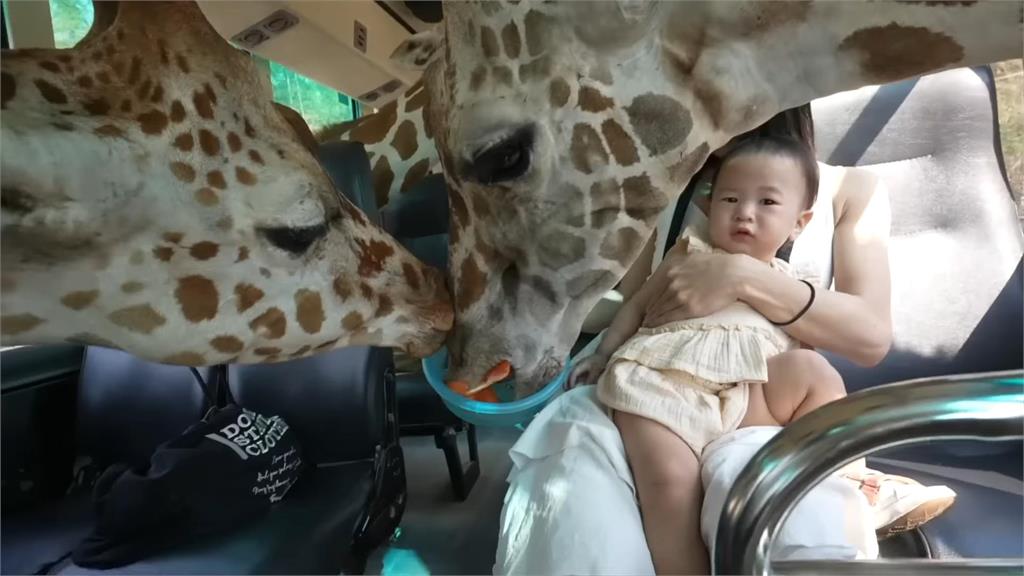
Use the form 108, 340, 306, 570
258, 222, 328, 255
466, 125, 535, 185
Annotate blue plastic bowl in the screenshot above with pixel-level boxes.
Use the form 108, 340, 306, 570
421, 347, 571, 427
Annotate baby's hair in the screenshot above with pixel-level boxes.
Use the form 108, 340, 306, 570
711, 136, 820, 208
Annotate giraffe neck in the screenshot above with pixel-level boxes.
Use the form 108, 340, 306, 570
318, 81, 440, 209
655, 1, 1023, 141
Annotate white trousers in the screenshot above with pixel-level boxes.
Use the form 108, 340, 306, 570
494, 386, 877, 575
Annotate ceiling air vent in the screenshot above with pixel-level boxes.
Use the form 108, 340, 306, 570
231, 9, 300, 50
353, 20, 368, 54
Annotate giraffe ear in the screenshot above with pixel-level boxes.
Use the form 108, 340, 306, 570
274, 103, 321, 157
390, 28, 443, 71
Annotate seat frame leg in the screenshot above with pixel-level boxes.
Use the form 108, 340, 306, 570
435, 424, 480, 501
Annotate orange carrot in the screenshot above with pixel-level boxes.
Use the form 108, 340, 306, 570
468, 360, 513, 395
447, 380, 472, 396
448, 360, 513, 403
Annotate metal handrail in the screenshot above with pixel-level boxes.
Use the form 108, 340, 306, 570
770, 558, 1023, 575
711, 370, 1024, 576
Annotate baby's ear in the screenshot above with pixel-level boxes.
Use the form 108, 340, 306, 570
790, 209, 814, 242
390, 28, 444, 71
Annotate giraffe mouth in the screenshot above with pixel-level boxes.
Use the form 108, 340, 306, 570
511, 354, 566, 399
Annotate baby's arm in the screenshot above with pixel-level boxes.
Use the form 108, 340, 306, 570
595, 237, 694, 358
594, 264, 669, 359
567, 270, 669, 388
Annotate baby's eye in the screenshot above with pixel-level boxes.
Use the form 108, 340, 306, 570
722, 196, 738, 203
761, 198, 779, 206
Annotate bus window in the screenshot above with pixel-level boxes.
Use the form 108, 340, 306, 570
255, 55, 362, 131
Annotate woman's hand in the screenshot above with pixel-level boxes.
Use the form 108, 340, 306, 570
566, 353, 609, 389
642, 249, 754, 327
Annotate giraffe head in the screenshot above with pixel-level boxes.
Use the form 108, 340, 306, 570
391, 1, 740, 393
1, 1, 453, 364
387, 0, 1021, 393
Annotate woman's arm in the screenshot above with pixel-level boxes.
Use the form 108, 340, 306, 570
736, 168, 893, 365
643, 167, 893, 366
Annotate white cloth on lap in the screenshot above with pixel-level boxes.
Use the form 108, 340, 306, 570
494, 387, 877, 575
495, 386, 654, 576
701, 426, 879, 564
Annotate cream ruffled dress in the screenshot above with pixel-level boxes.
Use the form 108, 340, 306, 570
596, 235, 801, 456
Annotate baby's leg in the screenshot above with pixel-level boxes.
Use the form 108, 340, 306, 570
740, 349, 846, 427
615, 411, 707, 575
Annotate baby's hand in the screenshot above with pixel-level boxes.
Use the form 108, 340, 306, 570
566, 354, 609, 390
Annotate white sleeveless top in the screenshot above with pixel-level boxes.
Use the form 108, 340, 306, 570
653, 162, 841, 290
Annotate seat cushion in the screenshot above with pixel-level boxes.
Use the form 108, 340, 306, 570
51, 463, 373, 575
1, 493, 94, 576
2, 463, 372, 575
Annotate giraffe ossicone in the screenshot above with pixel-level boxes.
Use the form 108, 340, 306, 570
0, 1, 453, 365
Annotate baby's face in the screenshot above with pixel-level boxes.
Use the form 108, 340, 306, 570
708, 154, 812, 262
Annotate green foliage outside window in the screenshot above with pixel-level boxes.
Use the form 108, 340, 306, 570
265, 58, 361, 131
49, 0, 92, 48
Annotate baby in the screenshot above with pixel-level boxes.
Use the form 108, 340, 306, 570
569, 136, 846, 574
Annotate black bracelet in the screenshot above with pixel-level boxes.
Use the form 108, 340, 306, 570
771, 279, 816, 327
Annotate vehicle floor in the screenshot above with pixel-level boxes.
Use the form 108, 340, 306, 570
362, 430, 1022, 573
365, 425, 522, 575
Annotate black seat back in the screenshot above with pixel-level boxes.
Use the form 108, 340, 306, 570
228, 347, 392, 465
76, 347, 211, 468
811, 67, 1023, 388
380, 173, 450, 271
319, 140, 382, 225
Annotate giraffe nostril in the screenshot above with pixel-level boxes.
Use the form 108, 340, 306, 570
500, 261, 520, 300
1, 186, 36, 214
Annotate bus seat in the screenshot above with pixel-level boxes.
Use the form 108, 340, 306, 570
318, 140, 381, 226
378, 174, 483, 501
1, 345, 402, 575
810, 66, 1023, 559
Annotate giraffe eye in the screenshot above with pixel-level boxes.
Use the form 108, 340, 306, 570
259, 223, 328, 255
468, 125, 534, 185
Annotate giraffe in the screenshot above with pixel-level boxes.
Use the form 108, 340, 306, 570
0, 1, 454, 366
317, 79, 441, 210
385, 0, 1023, 394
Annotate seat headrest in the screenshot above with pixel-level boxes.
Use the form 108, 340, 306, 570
380, 173, 449, 238
379, 173, 450, 272
812, 67, 1023, 388
77, 347, 211, 467
318, 141, 380, 226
